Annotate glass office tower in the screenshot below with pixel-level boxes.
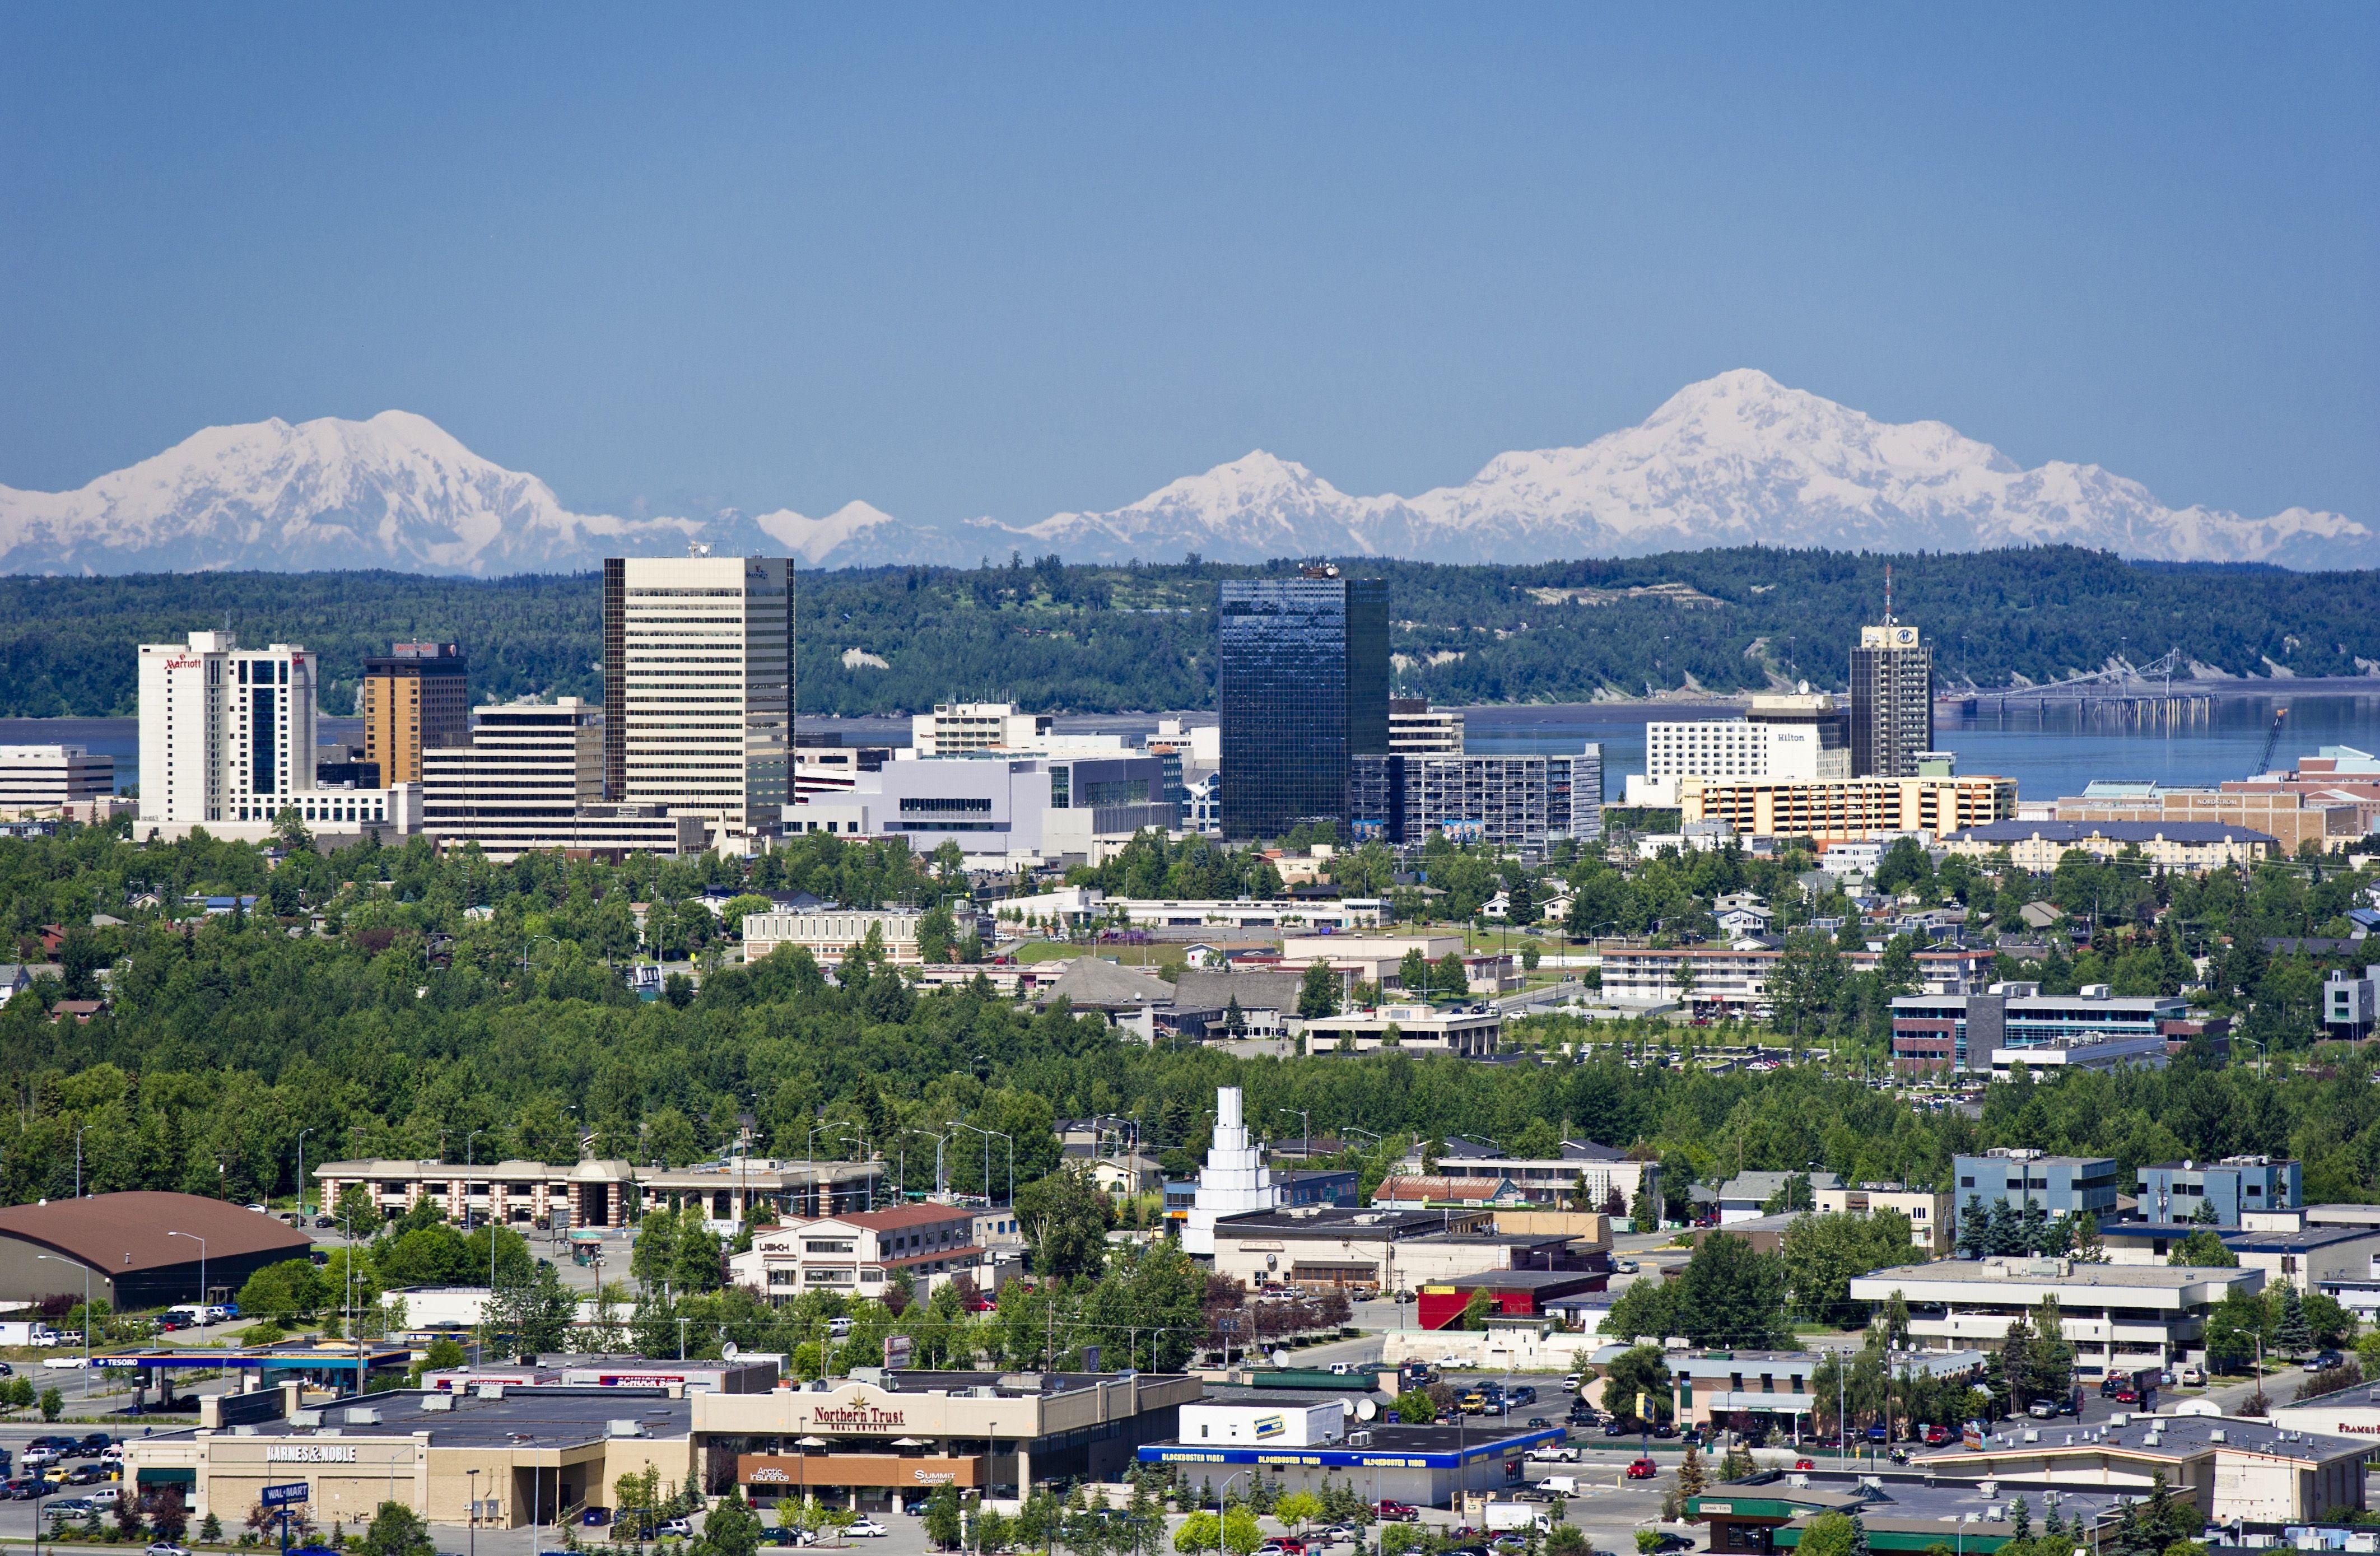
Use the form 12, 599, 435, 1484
1218, 567, 1390, 840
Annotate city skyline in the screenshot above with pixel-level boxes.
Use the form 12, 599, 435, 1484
2, 8, 2373, 546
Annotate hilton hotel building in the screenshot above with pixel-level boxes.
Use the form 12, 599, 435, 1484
604, 553, 794, 846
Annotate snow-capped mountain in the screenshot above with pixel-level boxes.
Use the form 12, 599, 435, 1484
1002, 370, 2374, 568
2, 371, 2367, 574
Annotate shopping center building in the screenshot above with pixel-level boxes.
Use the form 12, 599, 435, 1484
126, 1367, 1204, 1527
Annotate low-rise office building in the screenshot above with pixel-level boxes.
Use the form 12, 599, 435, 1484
1915, 1411, 2366, 1525
784, 752, 1175, 869
1390, 1142, 1658, 1218
1347, 747, 1603, 858
1893, 985, 2195, 1074
1668, 1349, 1986, 1434
1952, 1150, 2121, 1222
2056, 785, 2360, 856
1812, 1183, 1953, 1255
1416, 1270, 1610, 1331
1301, 1003, 1503, 1057
2136, 1156, 2302, 1227
1206, 1205, 1589, 1296
1987, 1031, 2171, 1077
1139, 1417, 1560, 1508
726, 1204, 988, 1304
315, 1156, 884, 1232
1847, 1256, 2262, 1375
2095, 1223, 2380, 1291
0, 744, 115, 816
1692, 1470, 2129, 1556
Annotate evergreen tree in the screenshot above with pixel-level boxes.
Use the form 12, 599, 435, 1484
2008, 1497, 2030, 1541
1956, 1196, 1988, 1259
2276, 1283, 2314, 1356
1998, 1311, 2036, 1411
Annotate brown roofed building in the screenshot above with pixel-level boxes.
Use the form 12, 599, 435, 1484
0, 1191, 314, 1310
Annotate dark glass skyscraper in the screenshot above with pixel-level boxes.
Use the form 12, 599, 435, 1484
1218, 568, 1390, 840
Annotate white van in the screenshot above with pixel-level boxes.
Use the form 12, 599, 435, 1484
1536, 1476, 1580, 1498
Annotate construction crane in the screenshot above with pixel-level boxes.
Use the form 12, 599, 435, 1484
2250, 705, 2289, 778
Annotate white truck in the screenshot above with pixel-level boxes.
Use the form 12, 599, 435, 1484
0, 1321, 63, 1347
1483, 1503, 1549, 1532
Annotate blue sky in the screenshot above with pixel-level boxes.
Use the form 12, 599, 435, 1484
2, 6, 2373, 528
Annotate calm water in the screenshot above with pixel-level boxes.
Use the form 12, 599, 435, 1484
13, 696, 2378, 805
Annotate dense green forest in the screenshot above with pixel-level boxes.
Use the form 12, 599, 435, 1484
6, 824, 2378, 1222
3, 547, 2374, 717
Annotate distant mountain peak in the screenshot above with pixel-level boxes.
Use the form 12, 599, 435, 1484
1, 376, 2366, 575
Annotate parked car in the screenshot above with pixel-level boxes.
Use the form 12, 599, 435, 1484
844, 1519, 888, 1539
1603, 1418, 1641, 1437
1626, 1459, 1659, 1480
64, 1465, 116, 1487
658, 1519, 695, 1539
43, 1498, 100, 1520
1534, 1445, 1581, 1463
1651, 1422, 1676, 1439
1328, 1362, 1354, 1376
1508, 1385, 1539, 1406
2177, 1363, 2205, 1385
146, 1543, 191, 1556
3, 1479, 48, 1501
76, 1435, 111, 1456
1375, 1502, 1419, 1522
1255, 1540, 1306, 1556
315, 1214, 337, 1228
1313, 1526, 1360, 1545
1435, 1354, 1465, 1369
2314, 1350, 2344, 1372
1792, 1460, 1815, 1472
2028, 1400, 2058, 1419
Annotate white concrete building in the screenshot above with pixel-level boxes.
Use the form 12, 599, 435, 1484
1626, 693, 1851, 807
1183, 1087, 1281, 1255
136, 631, 419, 842
0, 745, 114, 816
784, 752, 1173, 868
727, 1204, 986, 1303
603, 553, 793, 845
1847, 1256, 2263, 1375
1178, 1396, 1345, 1448
419, 698, 686, 859
1389, 699, 1465, 755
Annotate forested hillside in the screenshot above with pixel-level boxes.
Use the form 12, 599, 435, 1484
2, 548, 2374, 718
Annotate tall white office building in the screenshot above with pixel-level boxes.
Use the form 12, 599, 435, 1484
136, 631, 414, 840
603, 553, 794, 844
1182, 1086, 1282, 1256
1626, 692, 1852, 807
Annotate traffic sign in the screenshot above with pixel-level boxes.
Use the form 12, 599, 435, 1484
260, 1484, 310, 1508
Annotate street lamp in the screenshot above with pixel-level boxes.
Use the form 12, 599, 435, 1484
296, 1127, 314, 1222
166, 1231, 208, 1325
1276, 1109, 1311, 1160
797, 1436, 828, 1527
468, 1468, 481, 1556
34, 1255, 91, 1396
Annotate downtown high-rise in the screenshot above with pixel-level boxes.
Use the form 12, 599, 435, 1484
603, 552, 794, 844
1217, 566, 1389, 840
1851, 619, 1935, 779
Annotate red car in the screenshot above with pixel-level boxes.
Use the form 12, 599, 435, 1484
1923, 1425, 1951, 1447
1376, 1503, 1419, 1522
2114, 1387, 2139, 1404
1627, 1459, 1659, 1480
1792, 1459, 1815, 1471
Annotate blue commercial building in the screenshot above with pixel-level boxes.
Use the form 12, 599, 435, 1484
1952, 1149, 2120, 1222
2135, 1156, 2301, 1227
1893, 983, 2191, 1074
1218, 569, 1390, 839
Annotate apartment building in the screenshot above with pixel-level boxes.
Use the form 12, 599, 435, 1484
1940, 818, 2279, 874
1389, 1139, 1659, 1214
743, 905, 981, 967
2056, 782, 2359, 855
1348, 747, 1602, 856
1678, 772, 2016, 842
1848, 1256, 2261, 1374
603, 553, 794, 844
361, 642, 469, 786
1600, 944, 1991, 1016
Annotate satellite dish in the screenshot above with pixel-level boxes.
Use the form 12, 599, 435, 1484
1357, 1399, 1379, 1421
1271, 1348, 1289, 1367
723, 1341, 740, 1360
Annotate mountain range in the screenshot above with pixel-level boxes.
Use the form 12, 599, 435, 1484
2, 370, 2368, 574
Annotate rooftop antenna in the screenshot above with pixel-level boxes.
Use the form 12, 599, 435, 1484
1883, 563, 1895, 626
